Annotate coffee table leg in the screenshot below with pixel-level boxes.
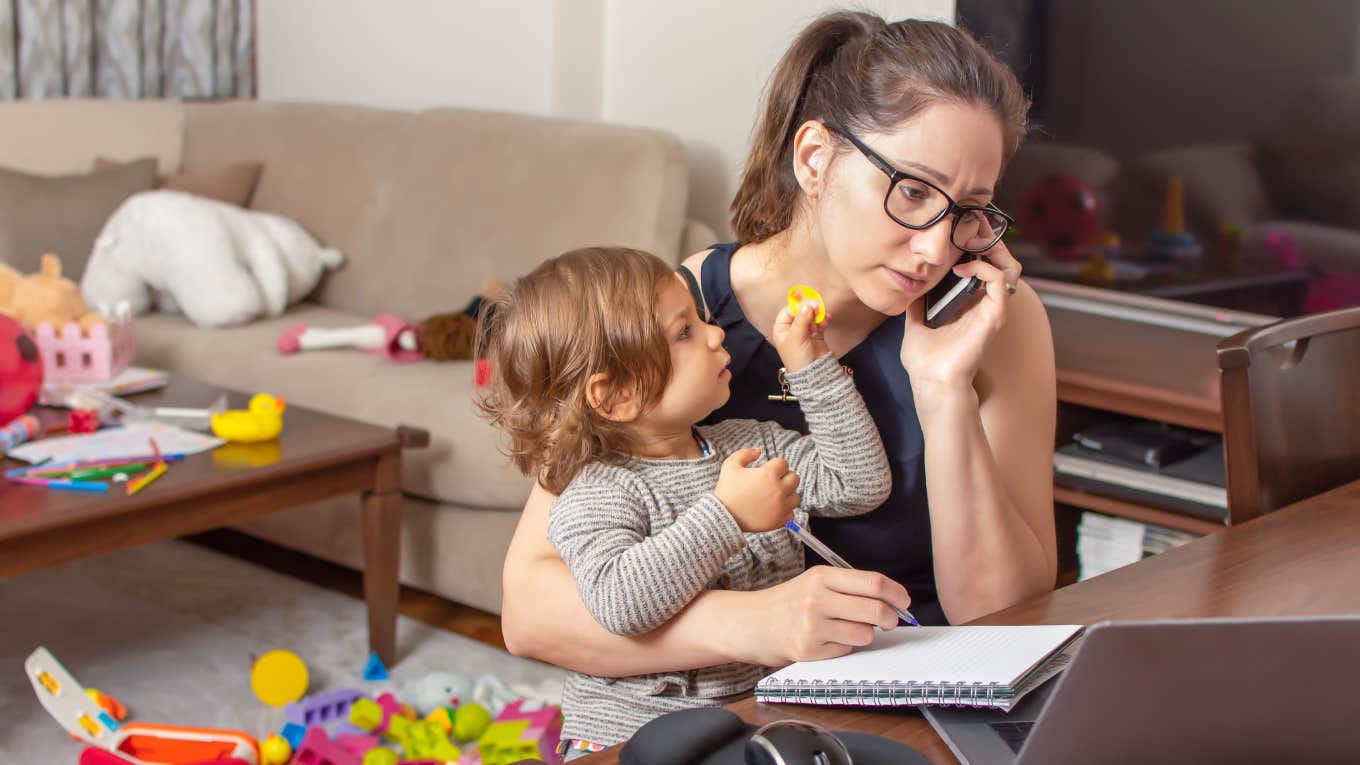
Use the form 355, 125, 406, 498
362, 451, 402, 666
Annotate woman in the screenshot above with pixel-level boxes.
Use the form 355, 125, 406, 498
500, 11, 1056, 676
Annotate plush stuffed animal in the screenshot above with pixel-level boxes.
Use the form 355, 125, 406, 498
2, 254, 106, 335
276, 278, 505, 363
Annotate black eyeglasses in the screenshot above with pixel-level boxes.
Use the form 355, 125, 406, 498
824, 121, 1013, 254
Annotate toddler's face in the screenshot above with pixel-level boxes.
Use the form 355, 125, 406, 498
645, 274, 730, 427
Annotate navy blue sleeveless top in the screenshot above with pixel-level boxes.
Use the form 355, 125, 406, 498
697, 243, 945, 625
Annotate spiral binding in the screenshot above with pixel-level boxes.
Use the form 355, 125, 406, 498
755, 677, 1012, 708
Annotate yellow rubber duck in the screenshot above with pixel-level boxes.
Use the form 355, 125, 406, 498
211, 393, 286, 443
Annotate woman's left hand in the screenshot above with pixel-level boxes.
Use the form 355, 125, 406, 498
899, 238, 1023, 391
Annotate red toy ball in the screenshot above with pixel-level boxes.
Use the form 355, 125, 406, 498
1019, 174, 1101, 260
0, 315, 44, 427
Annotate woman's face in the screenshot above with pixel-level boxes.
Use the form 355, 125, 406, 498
816, 102, 1005, 317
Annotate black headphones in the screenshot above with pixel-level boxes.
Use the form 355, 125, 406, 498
618, 707, 928, 765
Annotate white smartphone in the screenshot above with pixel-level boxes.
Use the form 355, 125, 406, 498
923, 254, 985, 328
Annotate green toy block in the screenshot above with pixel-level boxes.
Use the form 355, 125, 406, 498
349, 697, 385, 732
383, 713, 411, 743
362, 748, 398, 765
452, 702, 492, 742
396, 719, 459, 762
478, 720, 543, 765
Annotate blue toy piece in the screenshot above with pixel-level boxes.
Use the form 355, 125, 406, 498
280, 721, 308, 750
363, 651, 390, 682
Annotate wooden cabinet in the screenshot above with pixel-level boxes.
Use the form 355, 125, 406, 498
1035, 278, 1277, 578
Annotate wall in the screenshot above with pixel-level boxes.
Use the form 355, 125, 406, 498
256, 0, 956, 237
1041, 0, 1360, 159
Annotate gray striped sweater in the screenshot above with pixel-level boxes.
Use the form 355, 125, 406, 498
547, 352, 891, 745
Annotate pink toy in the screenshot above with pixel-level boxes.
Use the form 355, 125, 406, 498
478, 701, 563, 765
292, 726, 361, 765
32, 311, 134, 383
334, 733, 381, 756
277, 314, 423, 363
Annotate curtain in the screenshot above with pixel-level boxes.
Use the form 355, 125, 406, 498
0, 0, 254, 100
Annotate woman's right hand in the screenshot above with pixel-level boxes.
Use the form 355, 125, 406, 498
728, 565, 912, 667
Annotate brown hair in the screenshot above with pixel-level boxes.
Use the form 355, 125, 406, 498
731, 12, 1030, 244
475, 246, 677, 494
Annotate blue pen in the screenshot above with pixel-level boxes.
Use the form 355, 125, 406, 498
786, 520, 920, 627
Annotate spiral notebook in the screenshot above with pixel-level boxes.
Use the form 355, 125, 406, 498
756, 624, 1084, 712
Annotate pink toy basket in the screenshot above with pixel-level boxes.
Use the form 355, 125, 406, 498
32, 306, 134, 383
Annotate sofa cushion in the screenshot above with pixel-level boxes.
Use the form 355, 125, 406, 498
95, 157, 265, 207
180, 102, 414, 287
997, 141, 1120, 223
340, 108, 690, 319
134, 303, 536, 509
0, 99, 184, 176
1127, 142, 1271, 226
0, 158, 158, 276
1258, 78, 1360, 230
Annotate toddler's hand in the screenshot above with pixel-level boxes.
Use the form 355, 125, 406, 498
771, 303, 829, 372
713, 447, 801, 533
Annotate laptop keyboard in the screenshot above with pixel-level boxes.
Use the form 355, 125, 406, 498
989, 721, 1035, 754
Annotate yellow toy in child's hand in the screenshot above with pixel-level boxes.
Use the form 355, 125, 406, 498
211, 393, 286, 443
787, 285, 826, 323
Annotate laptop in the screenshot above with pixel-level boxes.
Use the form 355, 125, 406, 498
922, 616, 1360, 765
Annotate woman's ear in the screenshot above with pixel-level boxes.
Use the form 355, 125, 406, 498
792, 120, 834, 199
585, 372, 641, 423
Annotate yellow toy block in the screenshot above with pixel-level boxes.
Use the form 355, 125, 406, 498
424, 706, 454, 734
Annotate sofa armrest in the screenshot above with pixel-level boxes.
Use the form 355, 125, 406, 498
681, 218, 721, 260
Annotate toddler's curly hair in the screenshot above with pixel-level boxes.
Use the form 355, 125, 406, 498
475, 246, 678, 493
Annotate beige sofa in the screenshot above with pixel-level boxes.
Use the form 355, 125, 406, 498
0, 99, 715, 613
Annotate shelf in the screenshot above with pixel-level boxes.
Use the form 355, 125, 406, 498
1057, 370, 1222, 432
1054, 487, 1225, 535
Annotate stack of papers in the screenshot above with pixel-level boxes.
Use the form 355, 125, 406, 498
6, 423, 224, 465
1077, 512, 1199, 580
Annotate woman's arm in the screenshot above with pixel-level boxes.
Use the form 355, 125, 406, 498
915, 282, 1058, 624
502, 483, 912, 674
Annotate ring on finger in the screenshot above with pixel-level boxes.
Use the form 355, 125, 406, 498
1006, 282, 1017, 295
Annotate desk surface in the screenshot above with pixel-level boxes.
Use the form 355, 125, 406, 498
582, 479, 1360, 763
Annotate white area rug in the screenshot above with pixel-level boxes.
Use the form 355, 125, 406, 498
0, 540, 567, 762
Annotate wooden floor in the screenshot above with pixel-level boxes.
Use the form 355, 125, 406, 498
186, 529, 507, 652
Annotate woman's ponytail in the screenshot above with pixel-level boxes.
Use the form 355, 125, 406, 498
731, 13, 880, 244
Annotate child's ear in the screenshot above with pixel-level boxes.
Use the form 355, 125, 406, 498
585, 372, 641, 423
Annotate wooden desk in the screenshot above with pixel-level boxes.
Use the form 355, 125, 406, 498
582, 479, 1360, 763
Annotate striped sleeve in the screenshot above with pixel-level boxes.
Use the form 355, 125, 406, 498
707, 353, 891, 517
547, 468, 747, 636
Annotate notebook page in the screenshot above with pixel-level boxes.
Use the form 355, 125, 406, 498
762, 625, 1083, 686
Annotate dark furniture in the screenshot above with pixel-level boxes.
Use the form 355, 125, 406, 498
581, 478, 1360, 764
0, 377, 421, 665
1217, 305, 1360, 525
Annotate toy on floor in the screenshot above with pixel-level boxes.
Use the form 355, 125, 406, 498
212, 394, 286, 443
0, 313, 43, 427
363, 651, 390, 682
250, 649, 309, 707
476, 700, 562, 765
27, 646, 261, 765
259, 735, 292, 765
276, 279, 506, 363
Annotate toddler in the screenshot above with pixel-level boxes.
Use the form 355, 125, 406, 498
477, 246, 891, 756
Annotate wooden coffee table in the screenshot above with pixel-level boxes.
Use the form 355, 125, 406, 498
0, 377, 425, 666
